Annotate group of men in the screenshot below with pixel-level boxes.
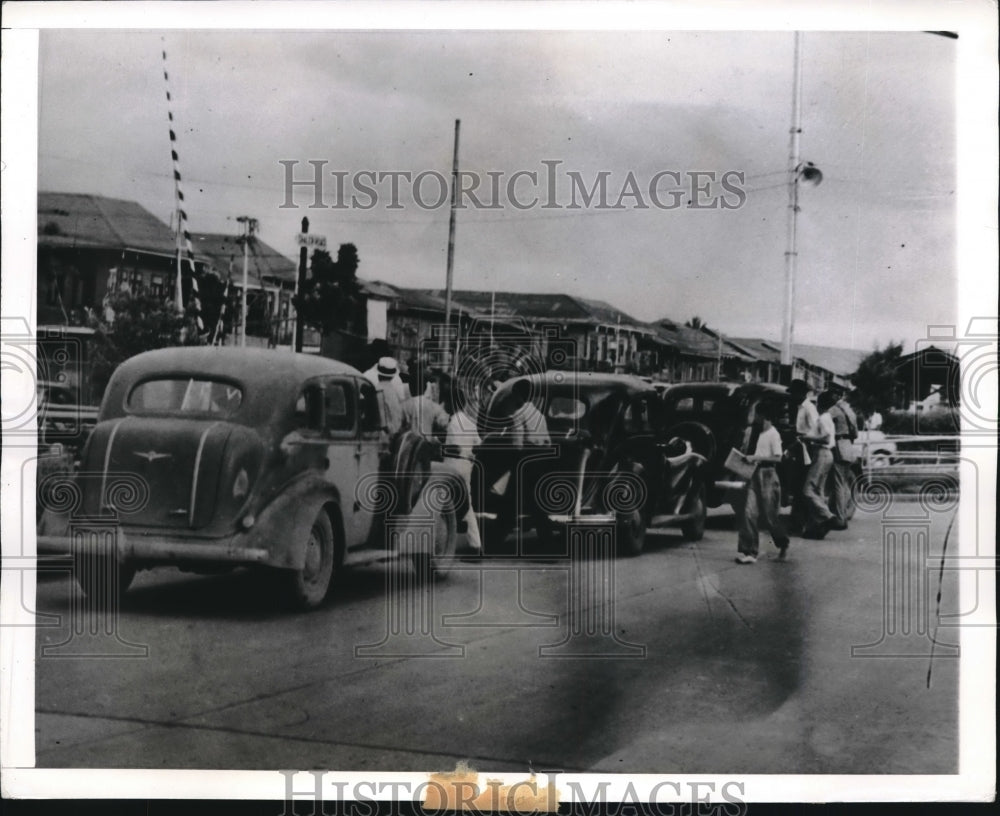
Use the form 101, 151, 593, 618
364, 355, 483, 551
737, 378, 859, 564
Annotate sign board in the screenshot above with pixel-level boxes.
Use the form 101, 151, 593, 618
296, 233, 327, 250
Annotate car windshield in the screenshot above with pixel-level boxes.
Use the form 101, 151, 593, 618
128, 377, 243, 417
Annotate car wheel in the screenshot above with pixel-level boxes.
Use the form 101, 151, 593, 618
412, 506, 458, 580
73, 552, 136, 604
681, 489, 707, 541
616, 509, 647, 557
282, 511, 336, 611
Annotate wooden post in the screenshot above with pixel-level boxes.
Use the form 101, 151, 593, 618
294, 216, 309, 353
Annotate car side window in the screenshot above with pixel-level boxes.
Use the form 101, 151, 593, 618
358, 381, 381, 433
624, 396, 651, 434
325, 381, 355, 433
673, 396, 694, 413
295, 383, 324, 432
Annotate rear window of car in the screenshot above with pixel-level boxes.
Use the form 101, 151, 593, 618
128, 378, 243, 417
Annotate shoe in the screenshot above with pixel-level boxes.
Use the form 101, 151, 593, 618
828, 518, 848, 531
801, 527, 827, 540
735, 553, 757, 564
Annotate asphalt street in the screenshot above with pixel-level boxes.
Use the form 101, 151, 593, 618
34, 500, 959, 773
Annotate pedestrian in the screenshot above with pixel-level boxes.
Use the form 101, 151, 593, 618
365, 354, 409, 403
787, 378, 819, 534
372, 356, 405, 439
402, 366, 450, 441
826, 386, 859, 529
442, 378, 482, 553
735, 402, 790, 564
800, 389, 838, 539
508, 378, 551, 448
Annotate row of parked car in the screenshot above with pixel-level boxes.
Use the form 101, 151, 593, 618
36, 347, 831, 611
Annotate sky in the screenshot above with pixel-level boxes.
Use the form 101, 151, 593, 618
36, 27, 959, 352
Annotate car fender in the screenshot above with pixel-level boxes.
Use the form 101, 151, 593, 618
242, 475, 343, 569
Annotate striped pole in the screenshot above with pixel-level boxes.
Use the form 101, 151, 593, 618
161, 41, 204, 333
211, 274, 232, 346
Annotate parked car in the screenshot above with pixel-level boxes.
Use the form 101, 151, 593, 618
472, 372, 708, 556
853, 429, 897, 467
659, 382, 799, 507
37, 347, 461, 610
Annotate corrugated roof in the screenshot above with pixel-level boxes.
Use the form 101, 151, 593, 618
190, 233, 297, 285
791, 343, 867, 376
38, 192, 181, 257
731, 337, 866, 376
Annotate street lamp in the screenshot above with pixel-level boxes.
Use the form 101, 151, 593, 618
780, 32, 823, 382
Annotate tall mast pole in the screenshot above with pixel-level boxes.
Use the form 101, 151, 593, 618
444, 119, 460, 365
781, 31, 803, 378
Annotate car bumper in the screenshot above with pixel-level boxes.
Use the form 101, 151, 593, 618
35, 532, 270, 565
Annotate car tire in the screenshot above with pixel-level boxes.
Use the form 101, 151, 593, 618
681, 488, 707, 542
411, 506, 458, 581
616, 509, 647, 557
282, 510, 337, 611
73, 553, 136, 604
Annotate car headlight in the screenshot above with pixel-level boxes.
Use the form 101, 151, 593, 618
232, 468, 250, 501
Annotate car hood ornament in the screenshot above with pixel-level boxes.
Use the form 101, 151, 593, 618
134, 449, 172, 462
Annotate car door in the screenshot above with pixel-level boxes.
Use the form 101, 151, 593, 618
346, 378, 382, 549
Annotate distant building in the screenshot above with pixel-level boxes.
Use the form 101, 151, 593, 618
892, 345, 960, 409
190, 232, 297, 346
37, 191, 209, 326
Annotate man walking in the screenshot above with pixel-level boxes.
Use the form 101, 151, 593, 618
800, 390, 838, 539
827, 386, 859, 529
735, 402, 790, 564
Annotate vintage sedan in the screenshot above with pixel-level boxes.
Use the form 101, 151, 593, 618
36, 347, 460, 610
472, 372, 708, 556
659, 381, 796, 507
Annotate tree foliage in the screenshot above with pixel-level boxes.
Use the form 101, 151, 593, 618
293, 243, 363, 335
851, 341, 904, 416
90, 290, 203, 395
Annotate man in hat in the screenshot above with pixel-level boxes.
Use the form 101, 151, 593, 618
371, 356, 405, 438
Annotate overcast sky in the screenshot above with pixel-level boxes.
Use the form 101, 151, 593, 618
37, 28, 958, 351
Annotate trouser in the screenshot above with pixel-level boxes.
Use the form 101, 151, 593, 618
828, 459, 855, 524
738, 466, 788, 556
449, 457, 481, 551
802, 447, 835, 529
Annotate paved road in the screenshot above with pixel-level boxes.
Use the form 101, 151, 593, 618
34, 501, 959, 773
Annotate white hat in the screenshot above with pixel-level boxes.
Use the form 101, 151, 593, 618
376, 357, 398, 378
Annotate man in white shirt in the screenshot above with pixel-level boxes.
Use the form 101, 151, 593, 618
788, 379, 818, 534
736, 402, 790, 563
402, 367, 450, 441
800, 390, 838, 538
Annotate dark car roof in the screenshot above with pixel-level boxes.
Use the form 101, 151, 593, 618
498, 371, 656, 398
661, 381, 788, 400
101, 347, 363, 424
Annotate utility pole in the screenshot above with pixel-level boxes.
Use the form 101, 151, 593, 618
236, 216, 258, 347
444, 119, 460, 367
780, 31, 803, 384
294, 216, 309, 353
